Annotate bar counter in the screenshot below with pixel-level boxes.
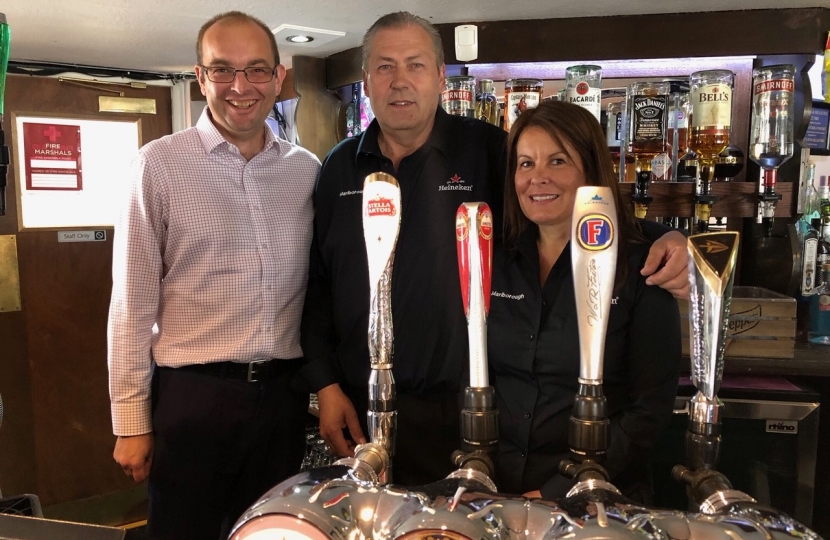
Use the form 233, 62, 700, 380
716, 343, 830, 377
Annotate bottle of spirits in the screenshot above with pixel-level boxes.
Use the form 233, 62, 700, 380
474, 79, 499, 127
809, 264, 830, 344
442, 76, 476, 118
504, 78, 543, 131
800, 219, 819, 296
816, 217, 830, 290
565, 64, 602, 122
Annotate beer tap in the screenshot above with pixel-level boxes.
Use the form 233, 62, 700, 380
0, 14, 10, 216
450, 202, 498, 491
353, 171, 401, 485
671, 231, 745, 509
558, 186, 618, 490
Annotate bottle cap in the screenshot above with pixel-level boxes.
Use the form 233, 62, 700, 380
478, 79, 494, 94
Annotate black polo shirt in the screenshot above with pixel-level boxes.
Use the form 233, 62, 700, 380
301, 107, 507, 396
488, 229, 681, 498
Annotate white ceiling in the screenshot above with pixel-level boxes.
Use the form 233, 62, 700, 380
5, 0, 830, 74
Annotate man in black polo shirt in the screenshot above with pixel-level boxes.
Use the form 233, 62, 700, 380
300, 11, 689, 485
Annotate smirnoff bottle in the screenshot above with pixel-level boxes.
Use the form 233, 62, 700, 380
442, 76, 476, 118
565, 64, 602, 122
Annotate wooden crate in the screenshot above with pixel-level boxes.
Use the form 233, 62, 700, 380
678, 286, 796, 359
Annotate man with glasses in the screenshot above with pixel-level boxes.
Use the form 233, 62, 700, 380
108, 11, 320, 540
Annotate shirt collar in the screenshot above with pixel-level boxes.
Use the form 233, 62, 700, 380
195, 106, 280, 156
355, 106, 451, 164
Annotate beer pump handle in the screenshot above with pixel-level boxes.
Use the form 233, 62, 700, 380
686, 232, 740, 400
361, 172, 402, 484
570, 186, 618, 383
363, 172, 401, 368
456, 202, 493, 388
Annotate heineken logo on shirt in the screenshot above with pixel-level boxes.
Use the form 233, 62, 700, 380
439, 173, 473, 192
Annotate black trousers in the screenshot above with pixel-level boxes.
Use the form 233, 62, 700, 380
343, 386, 462, 487
147, 363, 306, 540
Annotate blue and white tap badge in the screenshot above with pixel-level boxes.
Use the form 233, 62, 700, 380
576, 193, 614, 251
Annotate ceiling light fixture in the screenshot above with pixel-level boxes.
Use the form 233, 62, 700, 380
286, 35, 314, 43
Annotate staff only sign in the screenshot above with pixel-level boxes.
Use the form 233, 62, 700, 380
22, 122, 83, 191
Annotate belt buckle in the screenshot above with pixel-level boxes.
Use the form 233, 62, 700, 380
247, 360, 265, 382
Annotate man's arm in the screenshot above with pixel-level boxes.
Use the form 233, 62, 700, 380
639, 221, 689, 300
107, 151, 166, 479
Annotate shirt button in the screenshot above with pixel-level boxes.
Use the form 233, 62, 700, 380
262, 243, 268, 249
521, 452, 526, 457
542, 301, 548, 306
524, 412, 530, 419
529, 334, 535, 340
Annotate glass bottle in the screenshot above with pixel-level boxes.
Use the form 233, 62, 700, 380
750, 64, 796, 229
606, 101, 635, 183
504, 78, 543, 131
816, 216, 830, 290
628, 81, 670, 182
665, 79, 691, 182
689, 69, 734, 231
809, 264, 830, 344
442, 75, 476, 118
474, 79, 499, 127
565, 64, 602, 122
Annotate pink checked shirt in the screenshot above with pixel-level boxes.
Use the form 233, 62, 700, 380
108, 109, 320, 436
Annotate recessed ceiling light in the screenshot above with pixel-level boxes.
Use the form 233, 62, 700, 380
286, 35, 314, 43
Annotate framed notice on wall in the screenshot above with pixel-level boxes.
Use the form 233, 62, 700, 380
22, 122, 83, 190
12, 113, 141, 230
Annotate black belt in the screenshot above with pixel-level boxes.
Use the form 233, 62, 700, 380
170, 358, 303, 382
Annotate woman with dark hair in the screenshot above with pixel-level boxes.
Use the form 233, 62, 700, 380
488, 101, 681, 502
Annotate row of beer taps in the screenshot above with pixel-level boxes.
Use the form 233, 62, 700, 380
227, 173, 820, 540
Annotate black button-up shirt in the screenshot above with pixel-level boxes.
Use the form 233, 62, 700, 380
301, 107, 507, 396
488, 229, 681, 498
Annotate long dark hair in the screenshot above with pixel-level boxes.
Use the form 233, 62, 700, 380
503, 101, 646, 284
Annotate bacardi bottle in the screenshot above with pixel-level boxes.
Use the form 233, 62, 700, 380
565, 64, 602, 123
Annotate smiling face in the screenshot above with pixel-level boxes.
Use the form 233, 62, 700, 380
514, 126, 587, 234
362, 24, 445, 146
195, 18, 284, 154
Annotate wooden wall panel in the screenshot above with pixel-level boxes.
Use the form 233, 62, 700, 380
293, 56, 341, 161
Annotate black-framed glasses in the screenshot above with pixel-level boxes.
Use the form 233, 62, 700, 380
200, 65, 276, 83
